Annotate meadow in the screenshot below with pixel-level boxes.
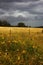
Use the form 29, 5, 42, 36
0, 27, 43, 65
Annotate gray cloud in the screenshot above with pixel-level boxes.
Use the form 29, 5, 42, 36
0, 0, 22, 2
0, 0, 43, 26
0, 0, 39, 2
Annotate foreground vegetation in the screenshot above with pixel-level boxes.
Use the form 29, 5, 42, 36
0, 27, 43, 65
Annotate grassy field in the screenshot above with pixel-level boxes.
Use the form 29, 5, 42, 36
0, 27, 43, 65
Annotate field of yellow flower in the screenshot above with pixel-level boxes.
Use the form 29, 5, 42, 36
0, 27, 43, 65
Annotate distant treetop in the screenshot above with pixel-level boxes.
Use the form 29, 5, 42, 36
0, 20, 11, 26
17, 22, 26, 27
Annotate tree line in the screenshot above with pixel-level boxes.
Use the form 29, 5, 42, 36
0, 20, 28, 27
0, 20, 43, 28
0, 20, 11, 26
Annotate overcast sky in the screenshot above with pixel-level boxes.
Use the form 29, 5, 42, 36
0, 0, 43, 26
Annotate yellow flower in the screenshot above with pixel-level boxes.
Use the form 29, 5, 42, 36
18, 56, 20, 60
22, 50, 26, 54
14, 40, 17, 43
8, 40, 11, 43
33, 45, 35, 48
17, 49, 19, 51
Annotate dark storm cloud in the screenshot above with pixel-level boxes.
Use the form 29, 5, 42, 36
0, 1, 39, 12
0, 12, 4, 15
0, 0, 39, 2
0, 0, 43, 26
0, 0, 22, 2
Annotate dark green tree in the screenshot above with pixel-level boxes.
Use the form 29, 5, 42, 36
17, 22, 26, 27
0, 20, 11, 26
2, 20, 11, 26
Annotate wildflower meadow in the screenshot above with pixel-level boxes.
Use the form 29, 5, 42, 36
0, 27, 43, 65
